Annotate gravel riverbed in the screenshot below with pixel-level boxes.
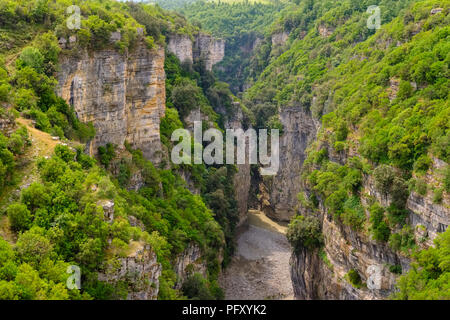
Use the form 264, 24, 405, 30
219, 211, 294, 300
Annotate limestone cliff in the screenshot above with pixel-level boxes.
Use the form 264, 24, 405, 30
167, 32, 225, 71
289, 135, 449, 300
260, 106, 319, 222
290, 207, 410, 300
98, 241, 162, 300
223, 102, 252, 228
167, 34, 193, 64
174, 243, 208, 289
57, 40, 166, 163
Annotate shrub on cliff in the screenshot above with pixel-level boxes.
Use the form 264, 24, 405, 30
393, 228, 450, 300
287, 215, 323, 251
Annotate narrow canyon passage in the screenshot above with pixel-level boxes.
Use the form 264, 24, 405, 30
219, 210, 294, 300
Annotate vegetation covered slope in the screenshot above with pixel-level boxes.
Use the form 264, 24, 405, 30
0, 0, 242, 300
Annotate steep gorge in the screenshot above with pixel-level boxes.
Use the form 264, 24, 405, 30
1, 0, 448, 301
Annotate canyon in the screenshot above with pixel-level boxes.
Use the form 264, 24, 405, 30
51, 2, 448, 301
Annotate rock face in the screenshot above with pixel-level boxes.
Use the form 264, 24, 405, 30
271, 32, 289, 46
224, 102, 251, 228
291, 210, 410, 300
57, 41, 166, 163
167, 34, 193, 64
407, 158, 449, 247
194, 33, 225, 71
262, 106, 319, 222
167, 33, 225, 71
289, 142, 448, 300
174, 243, 207, 289
98, 241, 162, 300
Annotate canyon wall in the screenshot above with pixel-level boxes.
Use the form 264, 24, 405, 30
290, 206, 410, 300
167, 33, 225, 71
167, 34, 193, 64
261, 106, 319, 222
223, 102, 252, 228
289, 136, 449, 300
98, 241, 162, 300
57, 40, 166, 163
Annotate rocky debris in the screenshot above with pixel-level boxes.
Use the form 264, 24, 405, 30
98, 241, 162, 300
57, 40, 166, 163
220, 222, 294, 300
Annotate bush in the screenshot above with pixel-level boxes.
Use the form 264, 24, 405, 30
287, 215, 323, 251
181, 273, 215, 300
171, 80, 203, 118
413, 155, 432, 173
16, 47, 44, 73
389, 226, 416, 253
98, 143, 115, 168
347, 269, 364, 288
373, 165, 395, 195
7, 203, 32, 231
433, 188, 443, 204
369, 203, 390, 242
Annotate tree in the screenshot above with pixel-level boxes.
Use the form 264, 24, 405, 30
287, 215, 323, 251
16, 47, 44, 73
7, 203, 32, 231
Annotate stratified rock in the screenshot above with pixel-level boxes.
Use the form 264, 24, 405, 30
57, 41, 166, 163
167, 34, 193, 64
174, 243, 207, 289
194, 33, 225, 71
98, 241, 162, 300
262, 106, 319, 222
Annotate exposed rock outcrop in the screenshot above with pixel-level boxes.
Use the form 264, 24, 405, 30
174, 243, 207, 289
194, 33, 225, 71
271, 32, 289, 46
167, 34, 193, 64
291, 210, 410, 300
98, 241, 162, 300
167, 32, 225, 71
262, 106, 319, 222
407, 158, 449, 247
290, 146, 448, 300
57, 41, 166, 163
